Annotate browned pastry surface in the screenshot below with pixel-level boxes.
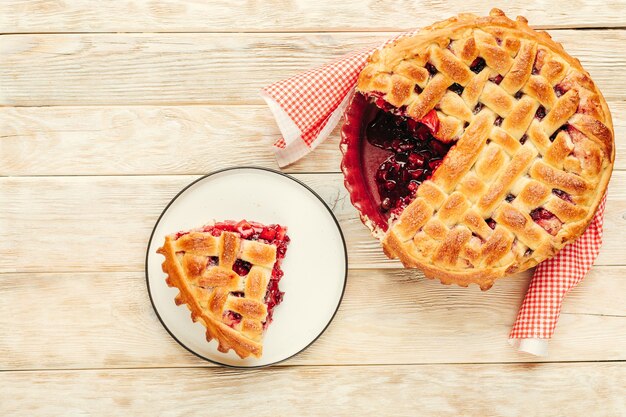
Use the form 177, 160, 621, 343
357, 9, 614, 289
158, 230, 279, 358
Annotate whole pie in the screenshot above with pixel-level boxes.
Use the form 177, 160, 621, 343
158, 220, 290, 358
341, 9, 614, 289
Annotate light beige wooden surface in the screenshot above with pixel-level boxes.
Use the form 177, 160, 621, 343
3, 31, 626, 105
2, 364, 625, 416
1, 1, 625, 416
2, 1, 626, 31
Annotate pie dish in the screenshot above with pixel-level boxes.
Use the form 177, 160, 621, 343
341, 9, 614, 289
157, 219, 290, 358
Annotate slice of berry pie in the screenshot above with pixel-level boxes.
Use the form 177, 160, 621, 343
341, 9, 614, 289
158, 220, 290, 358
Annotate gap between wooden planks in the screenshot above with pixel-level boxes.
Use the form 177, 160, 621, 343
1, 363, 625, 416
2, 31, 626, 106
1, 103, 625, 175
1, 0, 626, 32
0, 173, 624, 273
0, 267, 624, 371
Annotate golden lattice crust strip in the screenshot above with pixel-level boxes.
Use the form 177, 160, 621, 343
157, 231, 278, 358
358, 9, 614, 290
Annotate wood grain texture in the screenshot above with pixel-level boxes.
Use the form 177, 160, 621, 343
0, 267, 624, 370
1, 102, 625, 175
1, 1, 625, 414
0, 173, 624, 273
2, 364, 625, 417
0, 105, 339, 175
2, 0, 626, 33
1, 31, 626, 106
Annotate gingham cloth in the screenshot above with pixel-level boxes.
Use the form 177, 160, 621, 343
261, 38, 608, 356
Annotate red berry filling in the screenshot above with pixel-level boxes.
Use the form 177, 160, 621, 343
232, 259, 252, 276
554, 84, 567, 97
535, 105, 546, 120
470, 57, 486, 73
174, 220, 290, 329
490, 74, 503, 85
368, 91, 408, 117
223, 311, 242, 327
340, 92, 458, 234
552, 188, 574, 204
264, 279, 283, 322
530, 208, 563, 235
448, 83, 464, 95
365, 104, 452, 216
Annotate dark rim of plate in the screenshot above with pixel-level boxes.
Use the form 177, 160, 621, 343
145, 166, 348, 369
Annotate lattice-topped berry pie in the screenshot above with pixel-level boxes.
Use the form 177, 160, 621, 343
158, 220, 290, 358
341, 9, 614, 289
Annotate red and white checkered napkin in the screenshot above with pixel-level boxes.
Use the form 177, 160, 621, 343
508, 195, 607, 355
260, 38, 607, 356
260, 46, 374, 167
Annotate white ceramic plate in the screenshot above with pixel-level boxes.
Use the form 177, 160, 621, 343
146, 167, 347, 367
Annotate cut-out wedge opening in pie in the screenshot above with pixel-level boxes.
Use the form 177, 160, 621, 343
341, 9, 613, 290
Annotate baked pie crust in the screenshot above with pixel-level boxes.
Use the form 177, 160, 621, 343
158, 220, 289, 358
345, 9, 614, 289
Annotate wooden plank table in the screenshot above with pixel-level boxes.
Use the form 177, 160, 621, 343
1, 1, 625, 415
